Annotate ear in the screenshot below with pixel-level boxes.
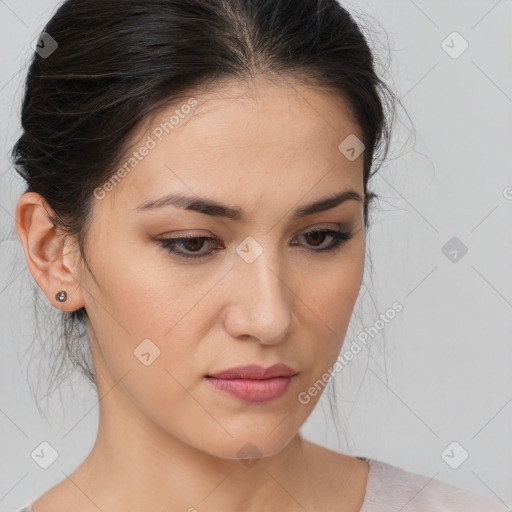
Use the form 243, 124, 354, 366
15, 192, 86, 312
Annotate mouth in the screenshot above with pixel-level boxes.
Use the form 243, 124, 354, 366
205, 364, 299, 403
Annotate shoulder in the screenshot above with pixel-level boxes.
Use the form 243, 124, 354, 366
360, 458, 509, 512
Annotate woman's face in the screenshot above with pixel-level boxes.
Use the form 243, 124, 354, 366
78, 76, 366, 460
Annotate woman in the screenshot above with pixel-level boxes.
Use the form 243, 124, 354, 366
11, 0, 507, 510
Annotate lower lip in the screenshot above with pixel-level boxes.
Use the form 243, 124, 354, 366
206, 376, 294, 403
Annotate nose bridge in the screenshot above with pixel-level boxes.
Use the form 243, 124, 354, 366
229, 237, 293, 343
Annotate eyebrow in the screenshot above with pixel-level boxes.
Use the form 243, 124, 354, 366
134, 189, 363, 221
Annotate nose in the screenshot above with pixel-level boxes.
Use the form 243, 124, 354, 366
221, 246, 294, 345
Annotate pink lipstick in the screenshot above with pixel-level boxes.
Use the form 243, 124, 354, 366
206, 364, 298, 403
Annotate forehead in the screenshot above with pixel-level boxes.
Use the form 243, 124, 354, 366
102, 75, 365, 213
151, 74, 362, 148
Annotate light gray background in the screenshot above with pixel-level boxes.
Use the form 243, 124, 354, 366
1, 0, 511, 510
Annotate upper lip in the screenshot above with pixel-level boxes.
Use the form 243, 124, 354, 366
208, 364, 298, 379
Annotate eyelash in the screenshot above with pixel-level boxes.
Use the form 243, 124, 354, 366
158, 228, 353, 260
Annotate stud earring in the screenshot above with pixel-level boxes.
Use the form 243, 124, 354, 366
55, 290, 67, 302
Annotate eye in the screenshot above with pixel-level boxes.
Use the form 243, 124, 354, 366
159, 236, 221, 260
292, 228, 353, 252
158, 228, 354, 260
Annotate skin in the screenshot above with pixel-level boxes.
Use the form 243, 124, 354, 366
16, 74, 369, 512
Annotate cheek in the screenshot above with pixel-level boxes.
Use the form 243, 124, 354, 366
296, 247, 365, 366
83, 235, 217, 390
302, 246, 364, 325
92, 236, 211, 339
106, 274, 211, 385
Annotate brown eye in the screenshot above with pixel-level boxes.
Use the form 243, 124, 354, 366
303, 230, 328, 247
159, 236, 219, 259
158, 228, 353, 261
294, 229, 353, 252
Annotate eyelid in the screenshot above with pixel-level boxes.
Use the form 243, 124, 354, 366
158, 222, 349, 239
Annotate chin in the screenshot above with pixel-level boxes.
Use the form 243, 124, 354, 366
194, 427, 300, 463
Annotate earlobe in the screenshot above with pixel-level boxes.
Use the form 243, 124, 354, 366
14, 192, 85, 311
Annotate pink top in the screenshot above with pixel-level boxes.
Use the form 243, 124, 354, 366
16, 457, 508, 511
